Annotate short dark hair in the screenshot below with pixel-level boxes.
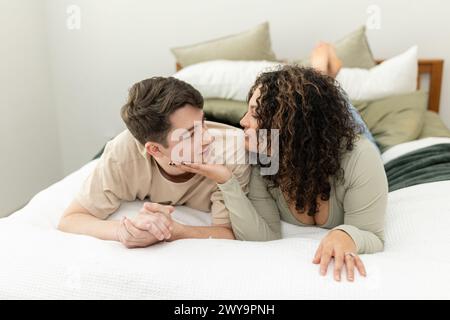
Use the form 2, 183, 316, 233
121, 77, 203, 146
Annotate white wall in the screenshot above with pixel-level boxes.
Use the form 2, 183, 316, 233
44, 0, 450, 176
2, 0, 450, 215
0, 0, 62, 217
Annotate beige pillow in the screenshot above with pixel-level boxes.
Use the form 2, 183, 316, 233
293, 26, 376, 69
352, 91, 428, 152
418, 111, 450, 139
171, 22, 276, 68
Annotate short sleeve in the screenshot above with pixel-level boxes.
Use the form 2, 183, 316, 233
75, 156, 125, 220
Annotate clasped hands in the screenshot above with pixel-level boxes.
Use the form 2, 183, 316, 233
116, 202, 178, 248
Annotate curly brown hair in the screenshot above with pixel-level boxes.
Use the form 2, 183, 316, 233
248, 65, 362, 216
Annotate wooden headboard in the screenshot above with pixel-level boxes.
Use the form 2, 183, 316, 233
176, 59, 444, 112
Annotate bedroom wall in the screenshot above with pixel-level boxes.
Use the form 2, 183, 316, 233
0, 0, 62, 217
44, 0, 450, 176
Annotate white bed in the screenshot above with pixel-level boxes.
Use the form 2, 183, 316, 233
1, 138, 450, 299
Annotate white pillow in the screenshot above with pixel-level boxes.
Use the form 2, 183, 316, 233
336, 46, 418, 100
173, 60, 281, 101
173, 46, 418, 102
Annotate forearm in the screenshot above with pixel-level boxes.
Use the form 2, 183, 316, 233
58, 213, 120, 241
333, 224, 384, 254
218, 177, 281, 241
168, 224, 235, 241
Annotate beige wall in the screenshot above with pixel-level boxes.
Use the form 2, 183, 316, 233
0, 0, 62, 217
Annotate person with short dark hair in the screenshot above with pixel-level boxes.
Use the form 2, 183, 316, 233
58, 77, 250, 248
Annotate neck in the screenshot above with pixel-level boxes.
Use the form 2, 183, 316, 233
153, 157, 195, 183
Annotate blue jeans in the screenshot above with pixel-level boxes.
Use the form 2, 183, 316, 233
348, 103, 379, 151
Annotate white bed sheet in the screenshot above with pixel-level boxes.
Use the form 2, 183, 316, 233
1, 138, 450, 299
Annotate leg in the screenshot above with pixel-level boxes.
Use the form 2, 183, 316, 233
310, 42, 329, 75
327, 44, 342, 78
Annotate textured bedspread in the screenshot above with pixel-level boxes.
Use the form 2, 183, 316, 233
1, 138, 449, 299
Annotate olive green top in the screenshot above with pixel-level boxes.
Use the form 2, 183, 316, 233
218, 135, 388, 254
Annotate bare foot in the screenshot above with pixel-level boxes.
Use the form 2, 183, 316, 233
327, 44, 343, 78
310, 42, 329, 75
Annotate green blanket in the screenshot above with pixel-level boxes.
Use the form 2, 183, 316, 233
385, 143, 450, 192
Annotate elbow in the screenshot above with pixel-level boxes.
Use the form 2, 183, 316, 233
266, 231, 282, 241
57, 214, 73, 233
226, 226, 237, 240
375, 230, 386, 253
57, 216, 68, 232
362, 232, 385, 254
234, 230, 282, 242
378, 236, 386, 252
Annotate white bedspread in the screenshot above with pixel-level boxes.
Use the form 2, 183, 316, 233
1, 138, 450, 299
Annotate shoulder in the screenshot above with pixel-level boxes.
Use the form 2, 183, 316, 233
340, 135, 385, 184
101, 129, 148, 165
341, 135, 379, 167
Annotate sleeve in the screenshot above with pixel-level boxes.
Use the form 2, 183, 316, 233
218, 166, 282, 241
332, 141, 388, 254
209, 163, 251, 226
75, 156, 126, 220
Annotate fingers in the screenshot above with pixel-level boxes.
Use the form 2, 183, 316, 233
144, 202, 175, 215
138, 204, 175, 241
319, 249, 332, 276
177, 163, 202, 175
118, 219, 144, 248
144, 213, 172, 240
333, 251, 344, 282
345, 254, 356, 282
312, 244, 323, 264
123, 217, 143, 239
179, 162, 201, 170
140, 209, 173, 231
157, 213, 174, 231
147, 223, 165, 241
149, 219, 171, 240
132, 215, 151, 230
354, 256, 367, 277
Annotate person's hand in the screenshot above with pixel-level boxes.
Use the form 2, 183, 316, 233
116, 216, 160, 248
116, 202, 175, 248
312, 229, 367, 282
132, 202, 175, 241
176, 162, 232, 184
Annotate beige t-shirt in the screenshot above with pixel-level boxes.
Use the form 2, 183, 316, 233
75, 123, 251, 225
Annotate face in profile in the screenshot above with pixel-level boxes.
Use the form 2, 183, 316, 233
240, 87, 261, 153
165, 104, 213, 166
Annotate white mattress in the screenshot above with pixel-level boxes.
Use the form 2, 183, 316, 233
1, 138, 450, 299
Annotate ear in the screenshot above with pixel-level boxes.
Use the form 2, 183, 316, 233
145, 142, 164, 158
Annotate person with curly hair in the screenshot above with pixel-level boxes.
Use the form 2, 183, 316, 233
178, 46, 387, 282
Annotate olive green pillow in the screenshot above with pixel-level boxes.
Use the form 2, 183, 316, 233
352, 91, 428, 152
204, 99, 247, 126
293, 26, 376, 69
171, 22, 276, 68
418, 111, 450, 139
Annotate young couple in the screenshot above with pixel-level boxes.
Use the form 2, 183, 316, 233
58, 44, 387, 282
